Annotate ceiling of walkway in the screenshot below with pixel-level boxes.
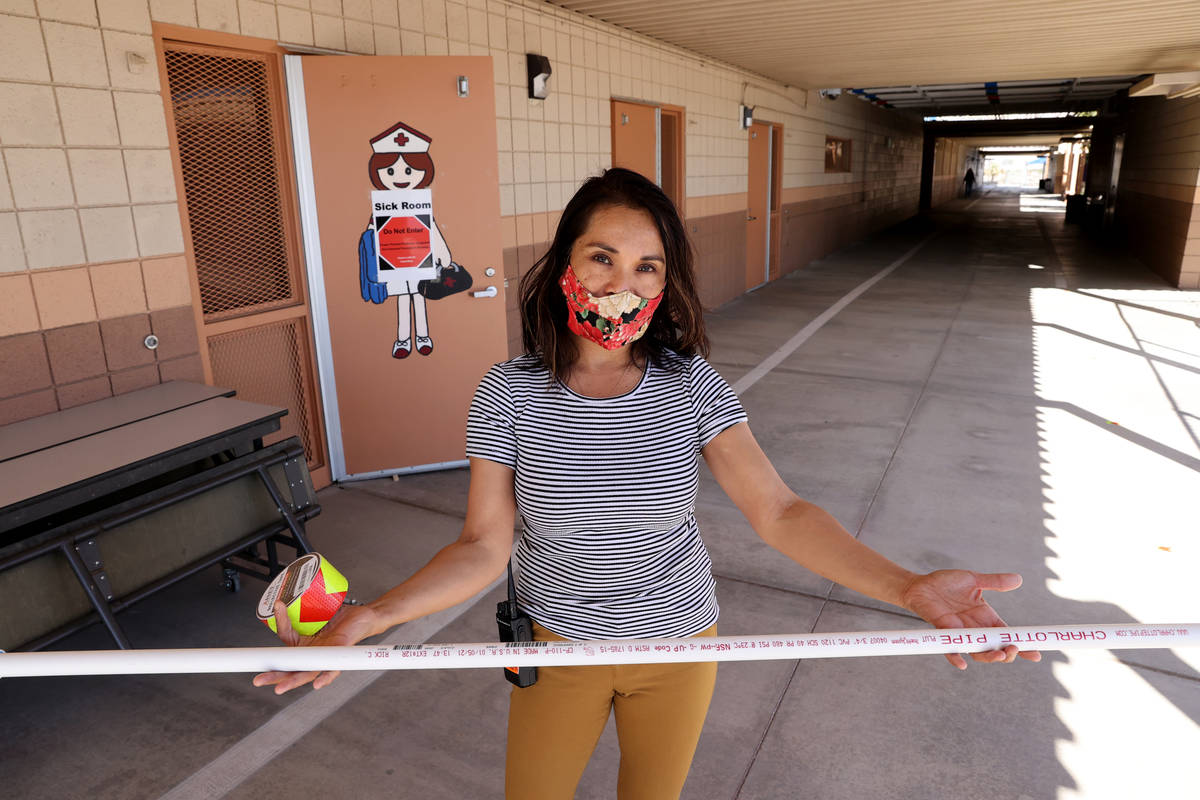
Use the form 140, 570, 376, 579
955, 134, 1075, 147
551, 0, 1200, 92
851, 76, 1137, 113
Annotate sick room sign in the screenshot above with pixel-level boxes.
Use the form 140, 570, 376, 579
371, 188, 438, 285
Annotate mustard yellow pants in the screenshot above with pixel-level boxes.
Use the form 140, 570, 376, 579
505, 621, 718, 800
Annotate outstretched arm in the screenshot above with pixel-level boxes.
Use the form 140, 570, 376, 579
702, 422, 1040, 669
253, 457, 517, 693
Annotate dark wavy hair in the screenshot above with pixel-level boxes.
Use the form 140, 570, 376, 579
519, 168, 708, 379
368, 151, 434, 189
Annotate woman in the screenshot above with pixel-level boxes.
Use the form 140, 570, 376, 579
256, 168, 1039, 799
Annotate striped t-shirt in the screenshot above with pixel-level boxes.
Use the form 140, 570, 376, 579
465, 350, 747, 640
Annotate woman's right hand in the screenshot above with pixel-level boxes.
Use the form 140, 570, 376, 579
251, 458, 517, 694
252, 600, 381, 694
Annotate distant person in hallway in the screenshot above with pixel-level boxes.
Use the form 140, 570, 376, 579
256, 168, 1041, 800
964, 166, 977, 196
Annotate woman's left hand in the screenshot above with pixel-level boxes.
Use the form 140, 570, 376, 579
252, 600, 381, 693
899, 570, 1043, 669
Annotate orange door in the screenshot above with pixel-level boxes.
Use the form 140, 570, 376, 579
288, 56, 507, 478
611, 100, 658, 183
746, 121, 770, 290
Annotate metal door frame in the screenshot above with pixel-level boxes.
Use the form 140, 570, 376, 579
283, 55, 348, 481
763, 126, 773, 285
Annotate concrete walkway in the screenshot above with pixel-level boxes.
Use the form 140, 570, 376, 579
3, 189, 1198, 799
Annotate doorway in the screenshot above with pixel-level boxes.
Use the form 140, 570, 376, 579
610, 99, 685, 211
746, 120, 782, 290
285, 55, 508, 480
1105, 133, 1124, 226
154, 24, 330, 488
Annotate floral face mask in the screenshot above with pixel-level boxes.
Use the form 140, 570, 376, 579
559, 263, 664, 350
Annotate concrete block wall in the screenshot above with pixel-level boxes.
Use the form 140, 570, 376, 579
779, 118, 923, 272
0, 0, 203, 425
1117, 95, 1200, 289
929, 137, 973, 207
488, 1, 924, 354
1, 0, 924, 423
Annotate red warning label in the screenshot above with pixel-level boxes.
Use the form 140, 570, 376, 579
377, 214, 431, 270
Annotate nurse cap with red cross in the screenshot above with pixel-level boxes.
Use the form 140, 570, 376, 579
370, 121, 432, 154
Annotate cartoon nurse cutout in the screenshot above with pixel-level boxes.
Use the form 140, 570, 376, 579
361, 122, 451, 359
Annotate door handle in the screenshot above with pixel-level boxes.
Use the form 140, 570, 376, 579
471, 285, 498, 298
746, 215, 757, 221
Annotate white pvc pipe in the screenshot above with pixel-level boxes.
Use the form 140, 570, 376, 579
2, 623, 1195, 679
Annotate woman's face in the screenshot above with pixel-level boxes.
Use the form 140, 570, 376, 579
568, 204, 667, 300
376, 158, 426, 190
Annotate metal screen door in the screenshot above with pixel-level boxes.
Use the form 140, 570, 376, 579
159, 33, 329, 487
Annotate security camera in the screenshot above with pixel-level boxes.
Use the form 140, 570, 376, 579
819, 88, 842, 100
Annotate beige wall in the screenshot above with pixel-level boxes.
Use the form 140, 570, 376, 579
0, 0, 202, 424
1, 0, 922, 424
929, 137, 975, 207
1116, 96, 1200, 289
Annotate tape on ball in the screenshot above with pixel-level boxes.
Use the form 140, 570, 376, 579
256, 553, 348, 636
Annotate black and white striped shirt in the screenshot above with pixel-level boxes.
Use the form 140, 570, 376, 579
466, 350, 747, 639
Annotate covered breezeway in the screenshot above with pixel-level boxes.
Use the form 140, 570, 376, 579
2, 0, 1200, 798
3, 190, 1197, 799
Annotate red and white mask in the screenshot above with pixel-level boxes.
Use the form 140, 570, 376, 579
559, 264, 663, 350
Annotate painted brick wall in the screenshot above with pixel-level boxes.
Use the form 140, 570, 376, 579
0, 0, 202, 424
930, 137, 975, 207
1117, 95, 1200, 289
1, 0, 923, 418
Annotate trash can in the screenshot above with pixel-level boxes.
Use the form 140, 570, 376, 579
1065, 194, 1086, 223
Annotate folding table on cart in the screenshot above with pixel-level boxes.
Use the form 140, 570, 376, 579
0, 381, 321, 651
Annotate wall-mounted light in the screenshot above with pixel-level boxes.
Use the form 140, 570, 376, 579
527, 53, 552, 100
740, 104, 753, 130
456, 75, 469, 97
